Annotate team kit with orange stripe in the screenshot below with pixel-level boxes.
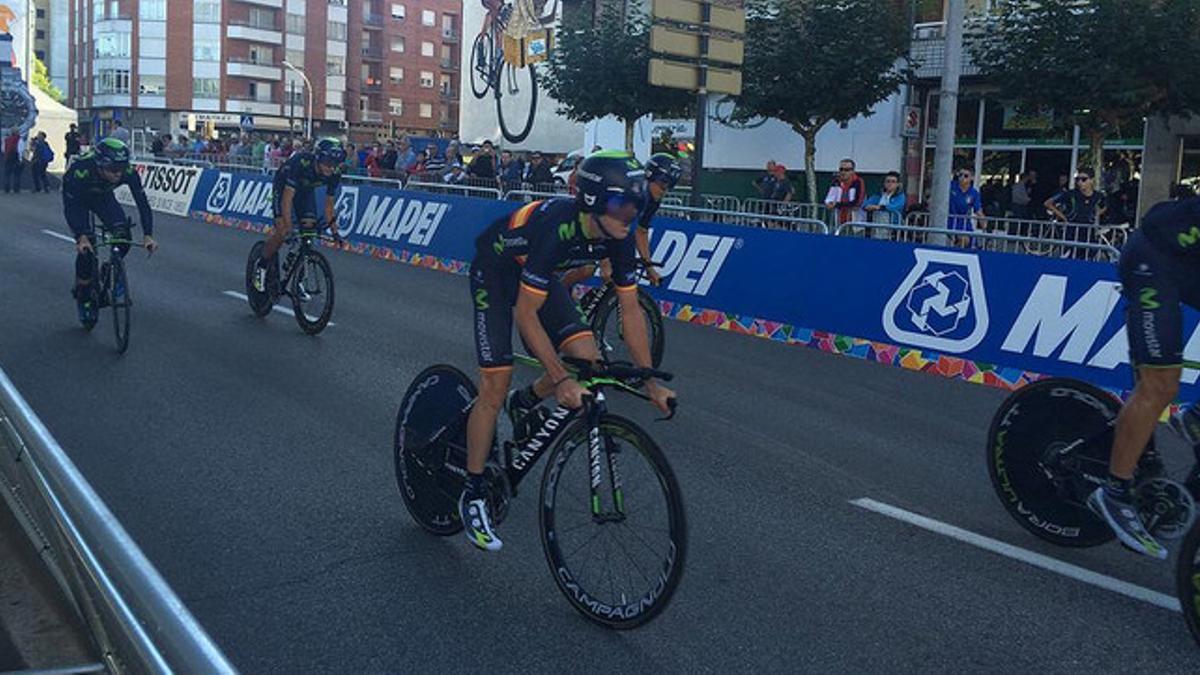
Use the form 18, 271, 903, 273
470, 198, 639, 369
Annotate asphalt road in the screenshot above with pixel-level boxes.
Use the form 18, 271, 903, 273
1, 191, 1197, 673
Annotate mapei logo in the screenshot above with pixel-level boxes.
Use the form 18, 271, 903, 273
883, 249, 989, 353
350, 194, 451, 246
646, 229, 740, 296
333, 186, 359, 237
206, 172, 232, 212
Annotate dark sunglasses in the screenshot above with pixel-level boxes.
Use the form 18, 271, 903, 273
958, 172, 973, 179
838, 167, 853, 172
1075, 175, 1090, 182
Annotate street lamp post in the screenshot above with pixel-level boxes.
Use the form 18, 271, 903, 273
281, 60, 313, 139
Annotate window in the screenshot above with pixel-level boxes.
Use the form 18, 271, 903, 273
390, 36, 405, 53
439, 74, 450, 93
194, 39, 219, 61
326, 55, 345, 75
248, 8, 276, 30
35, 29, 45, 39
328, 21, 347, 40
441, 44, 451, 60
419, 103, 432, 119
421, 9, 434, 26
139, 0, 165, 21
389, 98, 403, 115
140, 37, 167, 58
193, 78, 220, 97
419, 71, 433, 88
36, 8, 44, 18
249, 82, 272, 102
195, 0, 220, 23
139, 75, 166, 95
108, 0, 118, 18
286, 50, 305, 68
391, 4, 405, 19
92, 2, 103, 22
286, 13, 305, 34
249, 46, 273, 64
35, 49, 45, 60
96, 69, 130, 94
421, 41, 433, 57
389, 66, 404, 84
94, 32, 131, 58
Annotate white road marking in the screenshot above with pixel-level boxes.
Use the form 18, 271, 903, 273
222, 290, 335, 327
850, 497, 1182, 613
41, 229, 77, 244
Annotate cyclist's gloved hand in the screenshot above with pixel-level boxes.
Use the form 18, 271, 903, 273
645, 381, 675, 415
143, 235, 158, 255
554, 377, 589, 409
76, 235, 93, 255
647, 266, 662, 286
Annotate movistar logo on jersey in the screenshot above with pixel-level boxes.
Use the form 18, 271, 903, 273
558, 221, 576, 241
475, 289, 489, 310
1179, 226, 1200, 248
347, 193, 450, 247
206, 172, 233, 212
645, 228, 739, 296
883, 249, 989, 353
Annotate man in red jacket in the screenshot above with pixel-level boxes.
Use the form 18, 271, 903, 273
824, 158, 866, 226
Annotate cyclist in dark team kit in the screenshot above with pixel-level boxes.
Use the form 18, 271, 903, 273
252, 138, 346, 293
461, 152, 677, 551
61, 139, 158, 324
559, 152, 682, 289
1089, 195, 1200, 559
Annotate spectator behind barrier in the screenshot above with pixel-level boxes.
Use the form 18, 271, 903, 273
469, 140, 498, 181
825, 159, 866, 225
524, 151, 553, 188
499, 150, 524, 193
444, 162, 467, 184
862, 171, 905, 237
1045, 168, 1107, 259
753, 160, 777, 198
948, 167, 985, 247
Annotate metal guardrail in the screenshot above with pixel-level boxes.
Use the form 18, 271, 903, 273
742, 199, 835, 227
502, 189, 563, 203
341, 174, 403, 190
405, 180, 502, 200
835, 221, 1121, 262
903, 212, 1129, 260
0, 367, 236, 673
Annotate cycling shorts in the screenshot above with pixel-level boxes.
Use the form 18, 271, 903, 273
470, 257, 591, 370
1119, 228, 1200, 367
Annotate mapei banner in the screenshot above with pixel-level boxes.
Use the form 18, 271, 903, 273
116, 161, 205, 217
185, 168, 1199, 397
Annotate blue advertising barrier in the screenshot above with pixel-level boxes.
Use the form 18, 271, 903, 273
185, 168, 1200, 400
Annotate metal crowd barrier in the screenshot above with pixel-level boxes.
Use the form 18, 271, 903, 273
341, 174, 403, 190
836, 221, 1121, 262
903, 212, 1129, 260
0, 366, 236, 674
405, 180, 502, 200
657, 203, 830, 233
742, 199, 835, 227
502, 189, 564, 203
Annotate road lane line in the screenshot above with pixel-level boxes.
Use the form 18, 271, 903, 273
849, 497, 1181, 613
41, 229, 77, 244
222, 290, 336, 327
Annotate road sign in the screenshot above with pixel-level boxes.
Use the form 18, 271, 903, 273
240, 114, 255, 132
649, 58, 742, 96
650, 25, 744, 65
902, 105, 921, 138
652, 0, 745, 34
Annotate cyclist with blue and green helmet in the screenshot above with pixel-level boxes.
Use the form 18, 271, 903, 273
460, 151, 677, 552
61, 138, 158, 324
559, 152, 681, 288
252, 137, 347, 293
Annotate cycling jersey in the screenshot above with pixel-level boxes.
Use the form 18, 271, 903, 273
471, 198, 638, 368
637, 196, 663, 231
61, 152, 153, 236
1139, 197, 1200, 259
271, 151, 342, 221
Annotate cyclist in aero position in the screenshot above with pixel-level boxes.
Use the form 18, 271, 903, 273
62, 139, 157, 324
558, 153, 682, 289
252, 138, 346, 293
462, 152, 677, 551
1088, 195, 1200, 559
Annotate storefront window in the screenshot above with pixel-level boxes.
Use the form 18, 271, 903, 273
981, 100, 1071, 146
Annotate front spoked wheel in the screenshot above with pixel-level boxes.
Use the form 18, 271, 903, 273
986, 378, 1119, 547
110, 257, 131, 354
291, 248, 334, 335
539, 414, 686, 629
591, 287, 665, 368
496, 62, 538, 144
394, 365, 477, 536
469, 31, 493, 99
1177, 522, 1200, 646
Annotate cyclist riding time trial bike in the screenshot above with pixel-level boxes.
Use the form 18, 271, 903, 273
244, 225, 336, 335
78, 214, 147, 354
394, 354, 686, 628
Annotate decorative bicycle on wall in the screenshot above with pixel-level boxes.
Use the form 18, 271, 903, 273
470, 0, 559, 143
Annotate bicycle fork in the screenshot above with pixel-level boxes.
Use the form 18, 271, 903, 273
587, 392, 626, 523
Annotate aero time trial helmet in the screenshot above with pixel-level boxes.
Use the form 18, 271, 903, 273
574, 151, 648, 218
315, 137, 347, 166
645, 153, 683, 189
94, 138, 131, 170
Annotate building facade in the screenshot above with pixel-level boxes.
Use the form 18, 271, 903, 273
67, 0, 460, 143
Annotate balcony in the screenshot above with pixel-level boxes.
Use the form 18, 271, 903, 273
363, 13, 383, 29
909, 21, 983, 80
361, 46, 383, 60
227, 22, 284, 45
362, 110, 383, 123
363, 81, 383, 93
235, 0, 284, 7
441, 28, 459, 43
227, 58, 283, 80
439, 88, 456, 101
440, 57, 458, 71
226, 95, 283, 116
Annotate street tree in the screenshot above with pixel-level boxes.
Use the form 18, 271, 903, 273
973, 0, 1200, 184
734, 0, 910, 201
543, 1, 692, 152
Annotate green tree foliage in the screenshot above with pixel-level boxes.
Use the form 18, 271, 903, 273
972, 0, 1200, 183
542, 1, 692, 151
735, 0, 910, 201
32, 57, 64, 103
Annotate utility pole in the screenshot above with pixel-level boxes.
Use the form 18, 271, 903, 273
929, 0, 965, 245
289, 80, 297, 142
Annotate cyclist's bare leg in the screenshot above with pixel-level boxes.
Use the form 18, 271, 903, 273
525, 332, 602, 401
466, 366, 513, 474
1111, 366, 1180, 478
263, 217, 292, 261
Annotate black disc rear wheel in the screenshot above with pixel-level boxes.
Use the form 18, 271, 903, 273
591, 287, 665, 368
394, 365, 477, 536
291, 248, 334, 335
539, 414, 686, 629
1177, 522, 1200, 646
245, 241, 273, 318
986, 378, 1118, 547
110, 258, 131, 354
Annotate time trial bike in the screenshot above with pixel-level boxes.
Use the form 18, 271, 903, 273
244, 224, 336, 335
